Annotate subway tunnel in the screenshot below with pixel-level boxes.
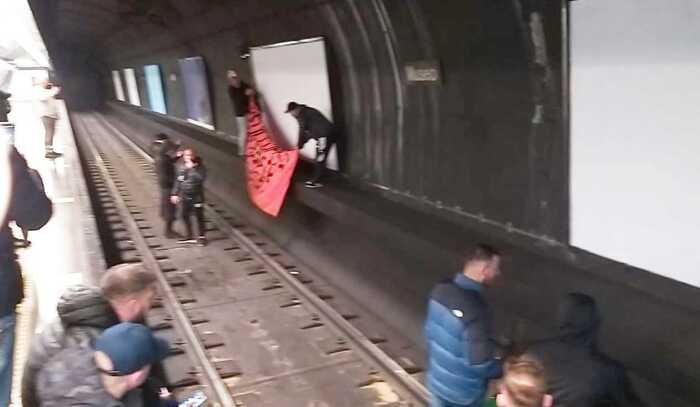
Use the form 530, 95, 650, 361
8, 0, 700, 405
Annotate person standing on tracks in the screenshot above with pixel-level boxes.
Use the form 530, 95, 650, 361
424, 244, 504, 407
171, 148, 207, 246
226, 70, 256, 156
152, 133, 180, 239
35, 322, 169, 407
285, 101, 336, 188
34, 79, 62, 159
22, 263, 161, 407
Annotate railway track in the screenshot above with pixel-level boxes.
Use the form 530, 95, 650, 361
70, 112, 430, 406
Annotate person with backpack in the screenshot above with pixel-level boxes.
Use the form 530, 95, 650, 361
1, 146, 52, 406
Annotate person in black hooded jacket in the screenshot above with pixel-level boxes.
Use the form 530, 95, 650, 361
527, 293, 643, 407
151, 133, 180, 238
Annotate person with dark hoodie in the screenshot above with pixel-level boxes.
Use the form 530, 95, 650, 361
527, 293, 643, 407
285, 101, 336, 188
1, 146, 52, 406
22, 263, 161, 407
151, 133, 180, 238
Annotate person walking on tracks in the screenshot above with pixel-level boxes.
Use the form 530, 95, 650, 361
171, 148, 207, 246
152, 133, 180, 239
424, 244, 504, 407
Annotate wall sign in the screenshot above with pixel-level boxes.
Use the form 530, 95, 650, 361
405, 60, 441, 84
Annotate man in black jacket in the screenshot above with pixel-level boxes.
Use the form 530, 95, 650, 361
151, 133, 180, 238
22, 263, 160, 407
226, 70, 255, 156
171, 148, 207, 246
285, 101, 336, 188
1, 146, 52, 406
527, 293, 643, 407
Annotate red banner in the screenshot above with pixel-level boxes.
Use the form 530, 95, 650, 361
245, 97, 299, 217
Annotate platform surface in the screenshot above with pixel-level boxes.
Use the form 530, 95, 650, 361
8, 100, 104, 406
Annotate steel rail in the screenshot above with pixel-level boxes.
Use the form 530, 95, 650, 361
97, 113, 431, 405
72, 115, 237, 407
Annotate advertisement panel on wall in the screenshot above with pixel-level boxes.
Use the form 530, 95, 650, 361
144, 64, 167, 114
250, 37, 338, 170
112, 70, 125, 102
177, 56, 214, 129
123, 68, 141, 106
570, 0, 700, 287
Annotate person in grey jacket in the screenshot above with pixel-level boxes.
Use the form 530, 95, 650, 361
36, 322, 169, 407
22, 264, 159, 407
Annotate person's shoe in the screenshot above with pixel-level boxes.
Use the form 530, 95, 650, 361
45, 151, 62, 159
197, 236, 207, 246
304, 181, 323, 189
177, 236, 196, 244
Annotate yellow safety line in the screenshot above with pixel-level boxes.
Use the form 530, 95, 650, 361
10, 265, 37, 407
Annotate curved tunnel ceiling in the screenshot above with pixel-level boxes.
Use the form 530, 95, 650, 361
30, 0, 328, 60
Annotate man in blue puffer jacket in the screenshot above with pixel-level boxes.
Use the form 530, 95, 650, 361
425, 244, 504, 407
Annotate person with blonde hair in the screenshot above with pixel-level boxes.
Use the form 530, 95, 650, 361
496, 355, 553, 407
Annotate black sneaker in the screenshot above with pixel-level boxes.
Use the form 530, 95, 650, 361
178, 237, 196, 244
304, 181, 322, 189
197, 236, 207, 246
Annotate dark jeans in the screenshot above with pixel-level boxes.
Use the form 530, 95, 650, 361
181, 198, 205, 239
0, 314, 15, 407
310, 136, 335, 184
159, 188, 175, 232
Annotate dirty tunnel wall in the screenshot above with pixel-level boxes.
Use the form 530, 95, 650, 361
95, 0, 567, 241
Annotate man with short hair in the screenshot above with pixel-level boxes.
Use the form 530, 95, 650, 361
496, 355, 553, 407
22, 263, 158, 407
424, 244, 504, 407
226, 70, 255, 155
285, 101, 336, 188
36, 322, 169, 406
